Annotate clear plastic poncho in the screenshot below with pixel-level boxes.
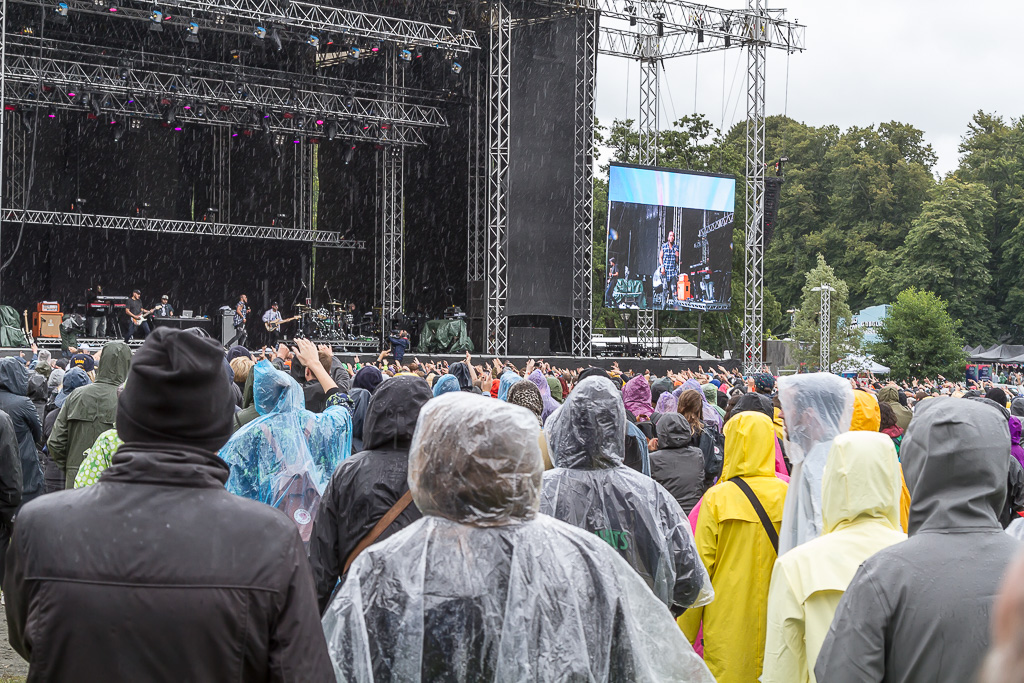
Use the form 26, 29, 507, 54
539, 377, 714, 611
322, 392, 715, 683
776, 372, 854, 554
221, 361, 352, 543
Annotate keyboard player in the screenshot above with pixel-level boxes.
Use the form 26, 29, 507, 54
154, 294, 174, 317
86, 284, 108, 337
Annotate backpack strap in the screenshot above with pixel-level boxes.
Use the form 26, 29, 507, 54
344, 489, 414, 574
731, 477, 779, 553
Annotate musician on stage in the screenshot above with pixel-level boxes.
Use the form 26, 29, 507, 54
154, 294, 174, 317
225, 294, 250, 348
659, 230, 680, 305
124, 289, 155, 343
262, 302, 284, 348
86, 284, 106, 338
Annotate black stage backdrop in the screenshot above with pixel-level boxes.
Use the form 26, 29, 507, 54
505, 9, 579, 318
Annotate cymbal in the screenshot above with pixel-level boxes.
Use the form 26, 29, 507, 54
295, 303, 311, 309
327, 301, 344, 307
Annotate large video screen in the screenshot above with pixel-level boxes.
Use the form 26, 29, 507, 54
604, 163, 736, 312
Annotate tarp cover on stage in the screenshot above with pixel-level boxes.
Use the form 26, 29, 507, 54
418, 320, 473, 354
0, 307, 28, 347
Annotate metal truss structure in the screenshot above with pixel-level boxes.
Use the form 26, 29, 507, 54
813, 284, 834, 372
0, 208, 365, 246
11, 0, 479, 53
293, 137, 314, 231
466, 62, 486, 285
484, 0, 510, 355
377, 49, 404, 340
5, 39, 446, 146
571, 6, 597, 358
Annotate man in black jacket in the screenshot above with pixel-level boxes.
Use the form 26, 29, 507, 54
4, 327, 332, 682
0, 410, 22, 586
309, 374, 432, 613
0, 358, 42, 504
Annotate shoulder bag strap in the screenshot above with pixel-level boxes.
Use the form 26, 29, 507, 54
731, 477, 779, 554
343, 489, 414, 574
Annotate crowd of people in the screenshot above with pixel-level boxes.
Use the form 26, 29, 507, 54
0, 329, 1022, 681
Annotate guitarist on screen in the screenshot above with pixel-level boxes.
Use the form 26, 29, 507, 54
124, 289, 156, 343
262, 302, 300, 347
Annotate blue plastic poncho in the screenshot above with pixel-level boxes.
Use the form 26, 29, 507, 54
497, 370, 523, 401
220, 361, 352, 543
432, 374, 460, 398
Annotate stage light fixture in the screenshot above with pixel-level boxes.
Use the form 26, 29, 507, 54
163, 103, 176, 124
46, 106, 57, 119
54, 1, 69, 20
195, 103, 206, 117
253, 25, 267, 39
344, 94, 355, 110
306, 34, 319, 48
295, 114, 306, 129
370, 41, 381, 53
269, 28, 282, 51
20, 112, 33, 134
626, 3, 636, 26
349, 46, 360, 60
326, 119, 338, 141
185, 20, 199, 43
108, 113, 117, 125
89, 94, 102, 117
399, 48, 412, 62
344, 144, 356, 165
653, 12, 665, 37
451, 61, 462, 75
260, 117, 271, 135
113, 123, 125, 142
149, 8, 163, 32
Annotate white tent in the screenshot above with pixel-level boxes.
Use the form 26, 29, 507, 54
833, 354, 890, 375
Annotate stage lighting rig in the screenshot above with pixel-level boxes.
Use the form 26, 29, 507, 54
185, 20, 199, 43
113, 123, 125, 141
269, 27, 282, 51
149, 8, 163, 32
253, 25, 267, 40
349, 46, 361, 60
89, 93, 102, 117
399, 48, 412, 62
326, 119, 338, 140
306, 34, 319, 49
53, 1, 69, 21
344, 144, 356, 165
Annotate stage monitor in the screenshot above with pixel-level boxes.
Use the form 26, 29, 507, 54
603, 163, 736, 312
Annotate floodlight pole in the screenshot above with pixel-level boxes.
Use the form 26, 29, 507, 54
812, 284, 835, 373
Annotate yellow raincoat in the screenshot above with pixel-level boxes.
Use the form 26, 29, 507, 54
761, 431, 907, 683
852, 390, 912, 531
678, 411, 788, 683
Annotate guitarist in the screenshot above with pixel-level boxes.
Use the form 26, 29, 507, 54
262, 302, 284, 348
124, 289, 156, 343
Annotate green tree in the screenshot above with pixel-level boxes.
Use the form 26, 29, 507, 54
790, 254, 860, 371
866, 176, 995, 342
869, 288, 966, 380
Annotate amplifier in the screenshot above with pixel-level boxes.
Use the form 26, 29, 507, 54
33, 312, 62, 338
36, 301, 60, 313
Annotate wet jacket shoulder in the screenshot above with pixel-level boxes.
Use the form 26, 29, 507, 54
0, 409, 22, 527
308, 376, 432, 614
4, 446, 333, 683
815, 398, 1020, 683
650, 413, 706, 514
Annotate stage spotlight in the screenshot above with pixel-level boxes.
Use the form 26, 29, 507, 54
46, 106, 56, 119
269, 27, 282, 51
149, 8, 163, 32
195, 102, 206, 117
306, 34, 319, 48
326, 119, 338, 140
343, 93, 355, 110
349, 46, 360, 60
185, 20, 199, 43
625, 3, 636, 26
253, 25, 267, 39
399, 48, 412, 62
108, 113, 117, 125
19, 112, 33, 134
447, 7, 463, 32
260, 117, 271, 135
653, 12, 665, 37
344, 144, 356, 165
295, 114, 306, 129
54, 1, 69, 21
89, 94, 102, 117
163, 104, 176, 124
113, 123, 125, 142
451, 61, 462, 75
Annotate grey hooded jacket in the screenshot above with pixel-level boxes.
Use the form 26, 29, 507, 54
815, 397, 1021, 683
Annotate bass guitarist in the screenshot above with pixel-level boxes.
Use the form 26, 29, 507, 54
261, 302, 300, 347
124, 289, 156, 343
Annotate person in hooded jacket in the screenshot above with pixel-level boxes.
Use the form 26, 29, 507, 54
761, 432, 906, 683
308, 375, 431, 613
40, 368, 90, 493
3, 327, 332, 682
965, 396, 1024, 528
321, 392, 716, 683
877, 383, 912, 430
0, 357, 44, 504
1011, 395, 1024, 419
47, 341, 131, 490
649, 413, 706, 514
0, 409, 22, 586
776, 373, 854, 554
539, 377, 713, 615
232, 364, 258, 432
678, 410, 788, 683
815, 398, 1022, 683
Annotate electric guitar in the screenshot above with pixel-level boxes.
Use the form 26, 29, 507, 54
22, 310, 34, 344
127, 307, 157, 325
265, 315, 301, 332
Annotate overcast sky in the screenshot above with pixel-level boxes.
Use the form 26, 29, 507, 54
594, 1, 1024, 176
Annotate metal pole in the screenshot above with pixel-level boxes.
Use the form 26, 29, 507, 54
813, 284, 834, 373
696, 310, 703, 358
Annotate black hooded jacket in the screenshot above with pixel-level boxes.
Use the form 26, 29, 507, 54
649, 414, 706, 514
308, 376, 432, 613
0, 359, 43, 502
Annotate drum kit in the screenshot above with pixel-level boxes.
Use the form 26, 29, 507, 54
295, 301, 360, 340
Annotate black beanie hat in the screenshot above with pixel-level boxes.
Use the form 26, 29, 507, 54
117, 327, 234, 453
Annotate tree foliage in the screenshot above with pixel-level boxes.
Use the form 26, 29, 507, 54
869, 288, 966, 380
